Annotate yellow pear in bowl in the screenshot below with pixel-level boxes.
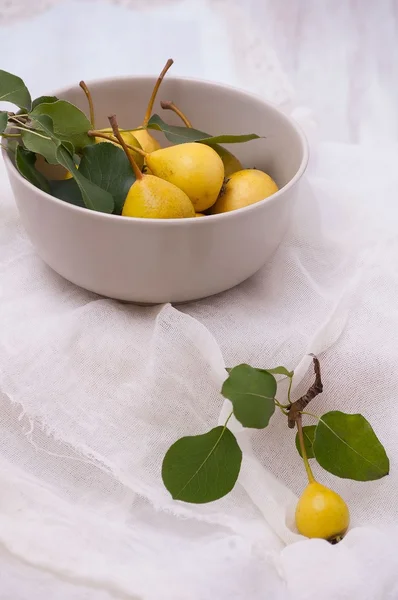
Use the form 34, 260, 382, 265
160, 100, 242, 177
211, 169, 278, 214
122, 174, 195, 219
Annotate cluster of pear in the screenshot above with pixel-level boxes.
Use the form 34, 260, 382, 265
75, 59, 279, 219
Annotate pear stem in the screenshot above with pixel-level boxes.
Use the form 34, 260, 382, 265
142, 58, 174, 126
160, 100, 192, 128
297, 415, 315, 484
88, 130, 147, 157
108, 115, 143, 180
79, 80, 95, 129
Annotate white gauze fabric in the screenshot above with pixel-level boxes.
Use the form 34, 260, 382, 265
1, 138, 398, 599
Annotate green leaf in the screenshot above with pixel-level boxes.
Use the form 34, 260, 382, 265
260, 366, 294, 378
22, 115, 74, 164
295, 425, 316, 459
147, 114, 261, 146
0, 70, 31, 110
222, 364, 276, 428
0, 111, 8, 134
55, 146, 114, 214
31, 95, 59, 110
5, 138, 18, 157
78, 142, 135, 215
21, 128, 59, 164
162, 426, 242, 503
30, 113, 75, 155
49, 178, 84, 208
205, 134, 261, 145
15, 145, 51, 193
313, 411, 390, 481
22, 114, 61, 164
30, 100, 94, 152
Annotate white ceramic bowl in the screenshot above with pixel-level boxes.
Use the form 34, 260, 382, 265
3, 76, 308, 304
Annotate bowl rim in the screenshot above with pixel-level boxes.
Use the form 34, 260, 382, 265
2, 74, 309, 226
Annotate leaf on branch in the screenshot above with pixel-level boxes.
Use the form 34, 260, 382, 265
147, 114, 261, 146
162, 426, 242, 503
55, 146, 114, 214
78, 142, 135, 215
0, 70, 31, 110
15, 146, 51, 193
0, 111, 8, 134
313, 411, 389, 481
295, 425, 316, 459
30, 100, 94, 151
222, 364, 276, 428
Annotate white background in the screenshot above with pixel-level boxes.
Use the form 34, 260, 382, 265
1, 0, 396, 144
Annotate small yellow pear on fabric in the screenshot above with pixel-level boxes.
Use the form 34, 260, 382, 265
195, 213, 205, 217
211, 169, 278, 214
295, 481, 350, 541
160, 100, 242, 177
146, 142, 224, 212
131, 59, 174, 153
108, 114, 194, 220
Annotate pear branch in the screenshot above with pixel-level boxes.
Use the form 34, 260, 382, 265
88, 129, 146, 157
296, 414, 315, 483
160, 100, 192, 128
108, 114, 143, 180
79, 80, 95, 129
142, 58, 174, 126
287, 356, 323, 428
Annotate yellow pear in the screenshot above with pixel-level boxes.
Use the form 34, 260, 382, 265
160, 100, 242, 177
195, 213, 205, 217
295, 482, 350, 541
146, 142, 224, 212
122, 174, 194, 219
211, 169, 278, 214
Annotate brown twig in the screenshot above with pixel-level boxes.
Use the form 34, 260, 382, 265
143, 58, 174, 126
287, 355, 323, 428
108, 114, 143, 180
88, 130, 146, 156
160, 100, 192, 128
79, 80, 95, 129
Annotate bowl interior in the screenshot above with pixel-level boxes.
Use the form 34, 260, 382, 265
52, 76, 305, 190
